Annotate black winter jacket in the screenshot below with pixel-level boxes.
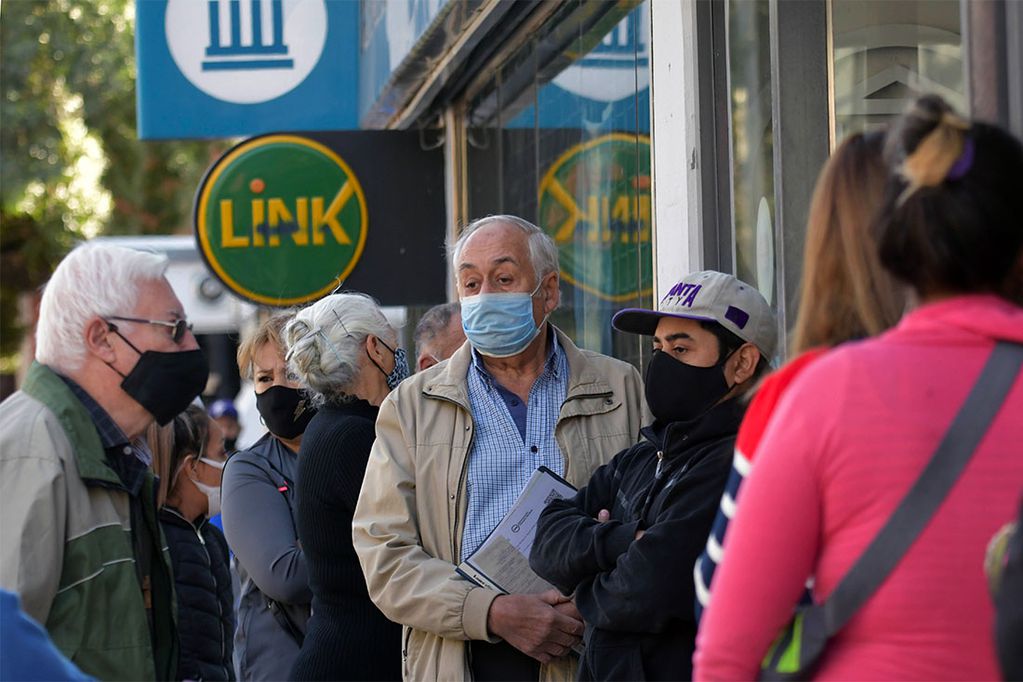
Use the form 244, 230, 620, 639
530, 398, 744, 681
159, 507, 235, 681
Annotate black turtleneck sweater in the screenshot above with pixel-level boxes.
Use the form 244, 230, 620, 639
529, 398, 746, 682
290, 400, 401, 681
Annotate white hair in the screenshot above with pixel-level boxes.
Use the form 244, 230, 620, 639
449, 215, 560, 282
283, 292, 395, 406
36, 243, 169, 374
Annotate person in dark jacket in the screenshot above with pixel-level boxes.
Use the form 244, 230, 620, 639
283, 293, 405, 681
221, 312, 316, 681
530, 271, 776, 681
149, 404, 234, 681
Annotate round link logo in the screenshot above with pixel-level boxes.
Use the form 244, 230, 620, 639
165, 0, 326, 104
195, 135, 368, 306
538, 134, 652, 302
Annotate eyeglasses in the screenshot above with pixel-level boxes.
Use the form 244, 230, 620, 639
107, 316, 193, 344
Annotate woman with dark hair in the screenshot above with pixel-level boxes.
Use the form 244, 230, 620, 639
283, 292, 405, 681
221, 312, 316, 681
694, 129, 905, 618
149, 404, 234, 681
696, 95, 1023, 679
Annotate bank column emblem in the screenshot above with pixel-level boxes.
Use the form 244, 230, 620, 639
203, 0, 294, 71
165, 0, 327, 104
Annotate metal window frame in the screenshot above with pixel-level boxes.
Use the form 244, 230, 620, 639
963, 0, 1023, 137
767, 0, 830, 357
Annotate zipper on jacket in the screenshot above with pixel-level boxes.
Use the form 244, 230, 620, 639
193, 524, 227, 666
166, 508, 226, 670
401, 626, 412, 661
654, 451, 665, 479
452, 425, 474, 560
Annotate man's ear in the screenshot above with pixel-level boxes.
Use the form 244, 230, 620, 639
84, 317, 118, 364
541, 272, 561, 315
730, 343, 761, 386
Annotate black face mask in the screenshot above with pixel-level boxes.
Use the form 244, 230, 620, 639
644, 349, 733, 424
255, 385, 316, 440
223, 437, 238, 452
108, 329, 209, 426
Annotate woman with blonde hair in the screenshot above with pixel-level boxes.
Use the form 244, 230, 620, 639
220, 312, 315, 680
694, 129, 904, 618
283, 292, 406, 681
696, 95, 1023, 679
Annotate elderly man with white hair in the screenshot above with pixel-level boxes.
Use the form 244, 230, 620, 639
0, 243, 208, 681
353, 215, 650, 682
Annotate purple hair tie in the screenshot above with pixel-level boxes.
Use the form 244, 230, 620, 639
947, 137, 975, 181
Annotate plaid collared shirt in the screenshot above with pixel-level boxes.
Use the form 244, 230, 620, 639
460, 333, 568, 560
60, 376, 151, 496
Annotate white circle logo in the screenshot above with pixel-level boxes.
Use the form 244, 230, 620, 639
165, 0, 327, 105
553, 6, 650, 103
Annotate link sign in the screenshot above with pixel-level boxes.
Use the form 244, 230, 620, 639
195, 134, 368, 306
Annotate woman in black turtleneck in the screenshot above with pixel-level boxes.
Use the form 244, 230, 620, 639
283, 292, 410, 681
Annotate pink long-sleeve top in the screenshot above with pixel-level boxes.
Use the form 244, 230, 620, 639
694, 295, 1023, 681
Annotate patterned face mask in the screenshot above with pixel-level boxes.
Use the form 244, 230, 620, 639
369, 340, 410, 390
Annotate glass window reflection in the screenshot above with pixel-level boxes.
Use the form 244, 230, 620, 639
464, 1, 652, 368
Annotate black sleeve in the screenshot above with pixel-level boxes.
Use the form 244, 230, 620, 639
529, 448, 641, 595
574, 444, 732, 634
221, 450, 311, 605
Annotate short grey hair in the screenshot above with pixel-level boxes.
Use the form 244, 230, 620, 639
283, 292, 395, 407
449, 215, 560, 283
414, 302, 460, 360
36, 243, 169, 374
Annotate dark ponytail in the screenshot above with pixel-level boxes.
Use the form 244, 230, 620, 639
877, 94, 1023, 299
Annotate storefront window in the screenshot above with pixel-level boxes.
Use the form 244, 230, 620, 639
831, 0, 965, 139
727, 0, 775, 306
463, 1, 652, 367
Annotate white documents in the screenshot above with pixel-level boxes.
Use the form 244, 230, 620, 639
457, 466, 576, 594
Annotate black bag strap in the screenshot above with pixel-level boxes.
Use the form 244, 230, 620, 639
817, 341, 1023, 636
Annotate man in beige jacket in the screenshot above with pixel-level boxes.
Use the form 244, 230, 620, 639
353, 215, 649, 681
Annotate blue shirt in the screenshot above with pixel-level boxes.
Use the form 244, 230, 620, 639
460, 332, 569, 560
59, 375, 152, 496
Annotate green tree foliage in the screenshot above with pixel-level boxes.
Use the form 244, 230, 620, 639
1, 0, 227, 354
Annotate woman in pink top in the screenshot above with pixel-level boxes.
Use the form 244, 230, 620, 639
695, 95, 1023, 680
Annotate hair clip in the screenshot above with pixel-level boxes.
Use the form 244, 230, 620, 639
331, 308, 353, 338
946, 137, 974, 181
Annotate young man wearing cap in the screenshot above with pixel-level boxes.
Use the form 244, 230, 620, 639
529, 270, 776, 681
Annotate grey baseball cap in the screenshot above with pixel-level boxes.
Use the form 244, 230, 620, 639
612, 270, 778, 359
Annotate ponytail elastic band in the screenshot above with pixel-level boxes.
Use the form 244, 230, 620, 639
946, 137, 975, 180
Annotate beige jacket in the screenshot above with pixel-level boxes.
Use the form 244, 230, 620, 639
353, 327, 650, 681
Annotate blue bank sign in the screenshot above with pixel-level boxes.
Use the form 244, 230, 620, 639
136, 0, 359, 139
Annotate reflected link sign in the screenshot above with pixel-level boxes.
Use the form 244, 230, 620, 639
538, 134, 652, 302
195, 135, 368, 306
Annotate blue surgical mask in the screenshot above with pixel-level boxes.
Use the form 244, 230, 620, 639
461, 280, 549, 358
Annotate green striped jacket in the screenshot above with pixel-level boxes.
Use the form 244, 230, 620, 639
0, 362, 177, 681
